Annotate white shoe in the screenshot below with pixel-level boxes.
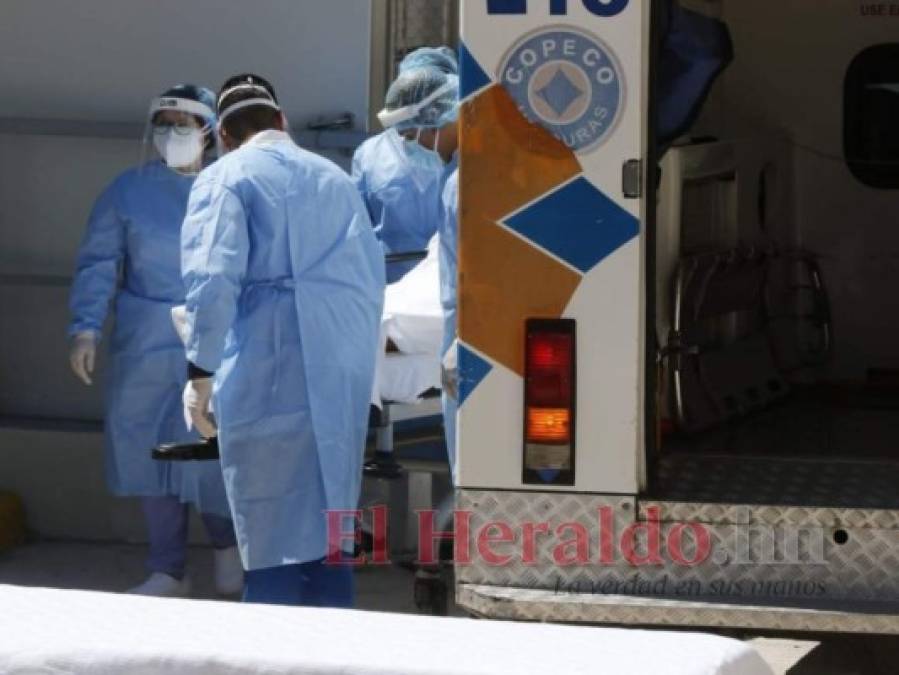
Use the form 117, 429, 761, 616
127, 572, 191, 598
214, 546, 245, 595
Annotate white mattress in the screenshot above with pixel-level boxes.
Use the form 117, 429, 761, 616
373, 235, 443, 407
0, 584, 773, 675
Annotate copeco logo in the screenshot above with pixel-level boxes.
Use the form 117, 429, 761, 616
499, 28, 625, 153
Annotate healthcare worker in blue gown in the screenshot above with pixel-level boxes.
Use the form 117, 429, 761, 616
352, 47, 457, 283
376, 63, 461, 482
68, 85, 241, 598
180, 74, 384, 608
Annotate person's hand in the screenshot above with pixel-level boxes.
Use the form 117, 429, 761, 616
69, 331, 98, 386
183, 378, 217, 438
441, 339, 459, 401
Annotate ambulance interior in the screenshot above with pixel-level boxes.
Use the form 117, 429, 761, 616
651, 1, 899, 508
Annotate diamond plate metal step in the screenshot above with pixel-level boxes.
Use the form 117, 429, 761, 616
459, 584, 899, 634
639, 500, 899, 530
654, 454, 899, 509
456, 490, 899, 619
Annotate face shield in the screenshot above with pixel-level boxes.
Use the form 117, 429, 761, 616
377, 73, 459, 189
140, 95, 217, 176
377, 79, 457, 131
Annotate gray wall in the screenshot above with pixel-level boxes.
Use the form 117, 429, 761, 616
0, 134, 127, 421
0, 1, 374, 540
0, 0, 372, 129
0, 0, 373, 422
0, 427, 213, 544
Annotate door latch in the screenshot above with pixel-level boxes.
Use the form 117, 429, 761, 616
622, 159, 643, 199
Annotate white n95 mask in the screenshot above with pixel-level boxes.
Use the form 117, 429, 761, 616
153, 128, 205, 171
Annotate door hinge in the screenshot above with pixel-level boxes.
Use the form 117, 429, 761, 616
622, 159, 643, 199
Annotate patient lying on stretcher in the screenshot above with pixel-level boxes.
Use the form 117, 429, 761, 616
372, 234, 443, 407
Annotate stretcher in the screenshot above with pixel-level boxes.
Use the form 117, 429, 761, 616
0, 584, 774, 675
155, 239, 446, 466
367, 236, 445, 478
374, 235, 443, 406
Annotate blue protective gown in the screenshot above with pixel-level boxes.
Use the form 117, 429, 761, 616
181, 131, 385, 571
351, 132, 443, 283
438, 158, 459, 483
68, 160, 231, 517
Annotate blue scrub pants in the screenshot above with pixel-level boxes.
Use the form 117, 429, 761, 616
142, 496, 237, 580
242, 559, 355, 608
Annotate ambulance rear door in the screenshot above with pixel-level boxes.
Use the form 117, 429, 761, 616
456, 0, 651, 494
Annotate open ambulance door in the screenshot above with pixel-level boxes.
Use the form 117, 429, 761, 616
456, 0, 652, 496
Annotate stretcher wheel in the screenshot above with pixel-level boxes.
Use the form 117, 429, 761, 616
414, 570, 448, 616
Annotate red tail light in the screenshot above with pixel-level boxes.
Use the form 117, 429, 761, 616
524, 319, 576, 486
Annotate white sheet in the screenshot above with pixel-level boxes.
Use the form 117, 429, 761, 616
0, 584, 773, 675
380, 352, 441, 405
372, 235, 443, 408
382, 234, 443, 356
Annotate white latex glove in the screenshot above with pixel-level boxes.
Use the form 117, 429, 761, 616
441, 338, 459, 401
183, 378, 217, 438
69, 331, 98, 386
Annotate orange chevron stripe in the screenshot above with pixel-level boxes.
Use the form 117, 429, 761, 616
459, 215, 581, 375
460, 85, 581, 221
458, 84, 583, 375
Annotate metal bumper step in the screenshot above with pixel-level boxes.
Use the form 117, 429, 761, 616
459, 584, 899, 634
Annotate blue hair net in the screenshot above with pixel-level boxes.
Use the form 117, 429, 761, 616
379, 66, 460, 132
398, 46, 458, 75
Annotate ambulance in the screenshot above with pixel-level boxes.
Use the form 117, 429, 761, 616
451, 0, 899, 633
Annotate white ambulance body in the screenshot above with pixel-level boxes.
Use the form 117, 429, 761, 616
454, 0, 899, 633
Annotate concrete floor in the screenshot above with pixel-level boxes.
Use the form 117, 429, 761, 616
0, 540, 461, 615
3, 541, 899, 674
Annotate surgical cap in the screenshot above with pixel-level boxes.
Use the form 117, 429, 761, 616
379, 66, 460, 132
399, 46, 458, 75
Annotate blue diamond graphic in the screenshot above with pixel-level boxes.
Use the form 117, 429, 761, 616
459, 345, 493, 406
536, 68, 584, 118
460, 41, 492, 99
503, 178, 639, 274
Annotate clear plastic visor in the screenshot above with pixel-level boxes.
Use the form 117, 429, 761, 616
139, 97, 218, 177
